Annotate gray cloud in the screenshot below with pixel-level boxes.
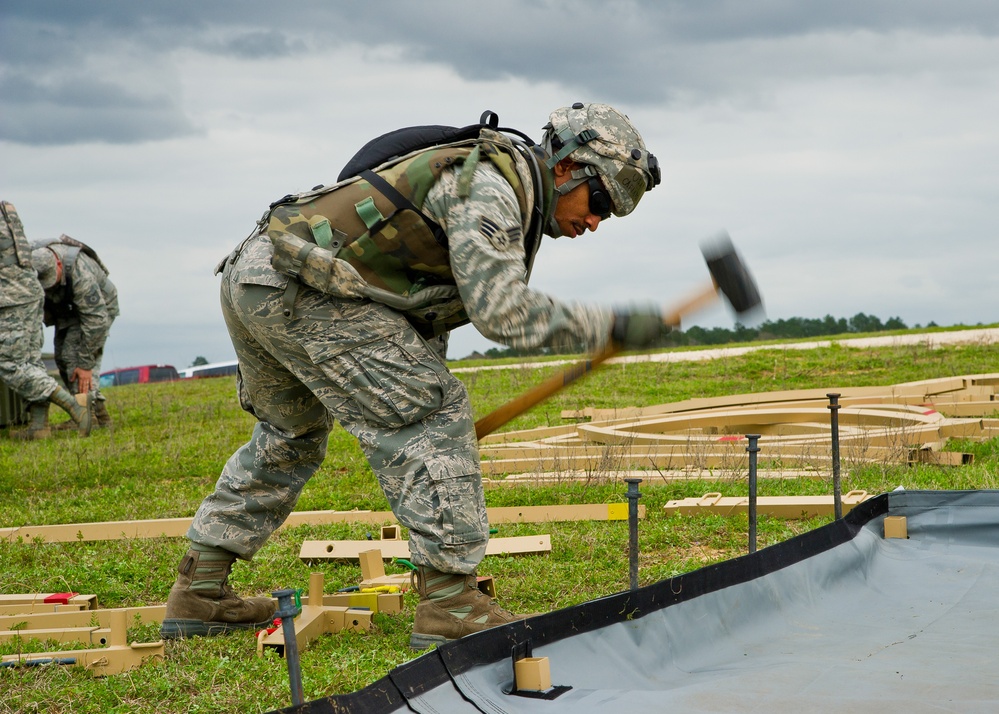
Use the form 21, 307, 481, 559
3, 1, 998, 365
5, 1, 999, 145
211, 30, 306, 60
0, 71, 198, 144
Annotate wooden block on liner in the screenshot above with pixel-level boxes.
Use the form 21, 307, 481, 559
515, 657, 552, 692
884, 516, 908, 539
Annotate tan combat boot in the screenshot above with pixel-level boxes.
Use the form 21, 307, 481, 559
11, 402, 51, 440
48, 387, 92, 437
93, 399, 112, 428
409, 566, 525, 650
160, 544, 276, 639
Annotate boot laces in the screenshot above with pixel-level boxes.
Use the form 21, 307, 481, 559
467, 584, 514, 618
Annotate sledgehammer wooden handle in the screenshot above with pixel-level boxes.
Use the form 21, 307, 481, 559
473, 282, 719, 440
473, 343, 618, 442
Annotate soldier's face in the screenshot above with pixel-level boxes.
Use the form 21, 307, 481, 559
553, 161, 605, 239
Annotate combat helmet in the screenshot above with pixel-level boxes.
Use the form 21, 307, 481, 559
542, 102, 661, 217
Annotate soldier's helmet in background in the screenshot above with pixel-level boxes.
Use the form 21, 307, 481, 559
31, 248, 59, 289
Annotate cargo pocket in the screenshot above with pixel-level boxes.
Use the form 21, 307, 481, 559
308, 335, 449, 429
235, 365, 258, 419
425, 449, 488, 546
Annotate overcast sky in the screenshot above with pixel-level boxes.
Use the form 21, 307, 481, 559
3, 1, 997, 370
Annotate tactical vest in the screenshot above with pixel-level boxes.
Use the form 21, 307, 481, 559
264, 129, 549, 337
32, 236, 110, 326
1, 201, 33, 269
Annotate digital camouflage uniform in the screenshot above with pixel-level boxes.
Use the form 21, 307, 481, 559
166, 104, 661, 645
191, 158, 613, 573
38, 240, 119, 404
0, 202, 62, 404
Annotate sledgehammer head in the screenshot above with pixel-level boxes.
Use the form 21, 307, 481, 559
700, 232, 764, 318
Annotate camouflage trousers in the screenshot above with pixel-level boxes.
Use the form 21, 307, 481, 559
189, 272, 489, 574
54, 322, 108, 403
0, 299, 60, 403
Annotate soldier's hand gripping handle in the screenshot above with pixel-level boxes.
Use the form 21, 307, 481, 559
610, 308, 674, 351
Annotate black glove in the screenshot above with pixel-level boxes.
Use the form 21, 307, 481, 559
611, 308, 672, 350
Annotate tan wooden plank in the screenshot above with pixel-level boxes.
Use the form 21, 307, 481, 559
487, 469, 825, 486
482, 504, 640, 522
480, 447, 912, 475
479, 423, 579, 444
930, 402, 999, 418
1, 641, 165, 677
0, 603, 89, 616
0, 605, 167, 632
0, 518, 193, 542
0, 625, 111, 645
2, 504, 635, 544
663, 490, 871, 518
300, 534, 551, 561
910, 450, 974, 466
0, 594, 97, 610
0, 510, 397, 543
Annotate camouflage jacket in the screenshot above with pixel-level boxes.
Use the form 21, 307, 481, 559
39, 240, 119, 367
0, 201, 44, 308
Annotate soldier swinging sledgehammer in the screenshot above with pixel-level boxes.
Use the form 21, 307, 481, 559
161, 103, 668, 648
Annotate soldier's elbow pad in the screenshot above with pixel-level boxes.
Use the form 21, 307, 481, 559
270, 233, 368, 298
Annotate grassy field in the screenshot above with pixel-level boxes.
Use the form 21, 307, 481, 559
2, 330, 999, 713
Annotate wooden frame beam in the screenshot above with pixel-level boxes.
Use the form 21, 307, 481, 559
2, 504, 638, 544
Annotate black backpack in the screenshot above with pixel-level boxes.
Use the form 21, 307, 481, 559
337, 110, 536, 182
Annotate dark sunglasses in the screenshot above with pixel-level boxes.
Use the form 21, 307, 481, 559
587, 176, 613, 219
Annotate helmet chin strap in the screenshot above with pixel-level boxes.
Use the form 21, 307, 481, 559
554, 165, 598, 197
542, 135, 599, 238
546, 191, 564, 238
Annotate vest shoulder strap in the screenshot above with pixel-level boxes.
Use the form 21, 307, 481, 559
32, 235, 110, 275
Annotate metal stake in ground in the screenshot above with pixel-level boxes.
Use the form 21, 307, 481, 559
625, 478, 643, 591
746, 434, 761, 554
272, 588, 305, 707
827, 393, 843, 519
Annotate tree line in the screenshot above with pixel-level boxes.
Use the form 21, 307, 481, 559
472, 312, 930, 360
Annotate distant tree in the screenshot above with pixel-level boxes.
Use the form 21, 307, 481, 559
848, 312, 883, 333
459, 312, 925, 360
821, 314, 849, 335
191, 356, 209, 367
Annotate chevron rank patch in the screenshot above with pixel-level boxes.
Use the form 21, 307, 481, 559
479, 216, 521, 251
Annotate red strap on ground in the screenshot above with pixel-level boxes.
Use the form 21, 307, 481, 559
43, 592, 79, 604
257, 617, 282, 637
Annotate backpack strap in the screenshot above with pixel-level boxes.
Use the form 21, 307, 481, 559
358, 169, 449, 249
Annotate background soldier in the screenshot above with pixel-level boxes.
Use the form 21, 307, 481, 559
161, 103, 668, 648
32, 236, 119, 429
0, 202, 92, 439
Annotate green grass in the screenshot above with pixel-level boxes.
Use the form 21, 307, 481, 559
3, 333, 999, 712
